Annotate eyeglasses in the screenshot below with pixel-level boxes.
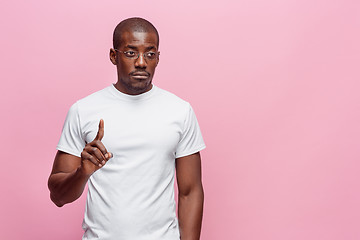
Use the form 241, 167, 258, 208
114, 49, 159, 60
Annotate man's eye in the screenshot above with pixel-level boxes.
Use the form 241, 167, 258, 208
145, 52, 156, 59
125, 51, 136, 57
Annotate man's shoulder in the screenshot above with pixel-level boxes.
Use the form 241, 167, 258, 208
154, 86, 190, 107
76, 86, 111, 106
77, 85, 112, 104
66, 85, 114, 117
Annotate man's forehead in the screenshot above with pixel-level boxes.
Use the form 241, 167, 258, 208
119, 31, 158, 48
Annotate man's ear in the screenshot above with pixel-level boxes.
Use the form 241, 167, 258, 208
109, 48, 117, 65
156, 51, 160, 66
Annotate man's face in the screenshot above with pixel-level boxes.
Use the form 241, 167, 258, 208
110, 30, 159, 95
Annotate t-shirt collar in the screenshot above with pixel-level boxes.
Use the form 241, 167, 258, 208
109, 83, 157, 101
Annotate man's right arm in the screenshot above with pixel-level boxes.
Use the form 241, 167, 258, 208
48, 119, 112, 207
48, 151, 90, 207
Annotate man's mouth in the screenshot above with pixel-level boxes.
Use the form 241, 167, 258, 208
130, 71, 150, 80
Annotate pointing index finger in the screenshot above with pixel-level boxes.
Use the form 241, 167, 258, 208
95, 119, 104, 141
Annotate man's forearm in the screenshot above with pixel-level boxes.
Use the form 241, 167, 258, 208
178, 187, 204, 240
48, 167, 90, 207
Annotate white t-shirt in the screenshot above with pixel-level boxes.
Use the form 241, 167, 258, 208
57, 84, 206, 240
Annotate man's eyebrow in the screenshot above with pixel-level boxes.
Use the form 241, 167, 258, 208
125, 45, 138, 49
146, 46, 156, 51
125, 45, 156, 51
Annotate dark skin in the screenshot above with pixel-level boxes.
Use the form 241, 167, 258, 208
48, 29, 204, 240
176, 152, 204, 240
109, 30, 159, 95
48, 119, 112, 207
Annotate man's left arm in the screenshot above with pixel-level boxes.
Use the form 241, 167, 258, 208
176, 152, 204, 240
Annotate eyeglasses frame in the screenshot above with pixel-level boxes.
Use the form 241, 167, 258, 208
114, 49, 160, 61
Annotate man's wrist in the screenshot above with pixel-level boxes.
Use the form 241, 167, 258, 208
77, 165, 93, 178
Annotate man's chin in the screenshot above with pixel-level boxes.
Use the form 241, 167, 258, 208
127, 81, 152, 94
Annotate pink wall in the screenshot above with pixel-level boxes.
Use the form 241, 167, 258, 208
1, 0, 359, 239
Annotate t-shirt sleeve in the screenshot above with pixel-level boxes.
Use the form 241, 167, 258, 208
175, 103, 206, 158
56, 102, 85, 157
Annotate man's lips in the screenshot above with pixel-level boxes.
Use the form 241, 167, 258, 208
130, 72, 150, 80
131, 71, 149, 76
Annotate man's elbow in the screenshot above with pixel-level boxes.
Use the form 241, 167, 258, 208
48, 181, 65, 207
50, 193, 65, 207
179, 184, 204, 200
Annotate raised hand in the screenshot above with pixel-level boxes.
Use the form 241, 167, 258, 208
80, 119, 113, 175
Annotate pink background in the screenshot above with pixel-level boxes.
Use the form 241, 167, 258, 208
1, 0, 359, 239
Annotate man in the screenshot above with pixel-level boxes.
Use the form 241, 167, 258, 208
48, 17, 205, 240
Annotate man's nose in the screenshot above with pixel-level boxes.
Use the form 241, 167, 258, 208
134, 54, 147, 68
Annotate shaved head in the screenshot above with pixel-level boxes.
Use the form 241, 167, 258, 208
113, 17, 159, 49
